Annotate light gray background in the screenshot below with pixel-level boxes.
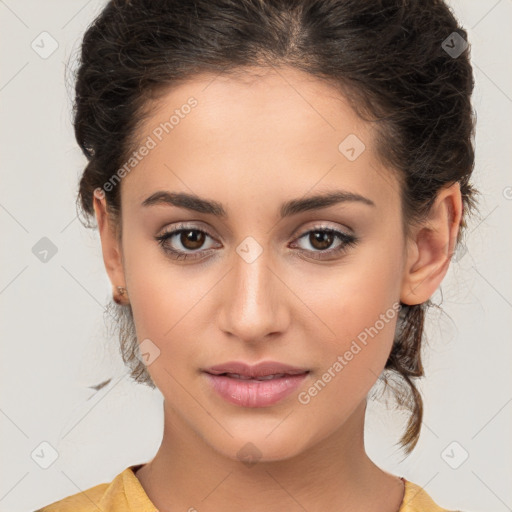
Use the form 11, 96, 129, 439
1, 1, 511, 511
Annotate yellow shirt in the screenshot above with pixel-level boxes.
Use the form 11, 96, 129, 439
35, 464, 458, 512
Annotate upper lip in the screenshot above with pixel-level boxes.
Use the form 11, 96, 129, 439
203, 361, 309, 378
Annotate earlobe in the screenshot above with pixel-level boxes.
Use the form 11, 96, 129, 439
92, 189, 127, 296
400, 182, 462, 306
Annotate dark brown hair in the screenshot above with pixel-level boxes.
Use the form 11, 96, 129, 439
71, 0, 479, 456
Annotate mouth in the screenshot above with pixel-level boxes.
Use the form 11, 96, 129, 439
202, 361, 310, 407
203, 360, 310, 378
207, 372, 306, 381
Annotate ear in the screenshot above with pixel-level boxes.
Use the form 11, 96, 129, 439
92, 189, 126, 294
400, 181, 463, 306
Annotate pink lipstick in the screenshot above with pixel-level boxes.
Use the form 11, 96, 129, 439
202, 361, 309, 407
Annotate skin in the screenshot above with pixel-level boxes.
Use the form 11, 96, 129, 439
93, 65, 462, 512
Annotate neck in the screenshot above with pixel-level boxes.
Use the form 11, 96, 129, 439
135, 399, 404, 512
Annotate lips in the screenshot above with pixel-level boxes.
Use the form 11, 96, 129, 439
220, 373, 288, 381
203, 360, 310, 379
202, 360, 310, 407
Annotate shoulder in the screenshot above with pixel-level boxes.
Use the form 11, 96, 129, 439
34, 481, 111, 512
34, 465, 157, 512
400, 479, 465, 512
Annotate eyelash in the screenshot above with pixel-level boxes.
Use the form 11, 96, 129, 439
155, 223, 359, 262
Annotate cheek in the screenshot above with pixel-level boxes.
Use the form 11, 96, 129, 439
122, 228, 195, 330
303, 243, 403, 378
296, 271, 400, 425
122, 234, 216, 381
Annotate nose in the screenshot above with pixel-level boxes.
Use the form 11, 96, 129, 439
217, 243, 290, 344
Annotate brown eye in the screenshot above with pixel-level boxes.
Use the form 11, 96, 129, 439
308, 231, 336, 251
155, 223, 218, 261
290, 226, 359, 261
180, 229, 206, 250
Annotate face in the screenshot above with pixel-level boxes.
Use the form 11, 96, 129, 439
94, 65, 450, 462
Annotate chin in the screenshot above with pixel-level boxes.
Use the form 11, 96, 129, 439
203, 423, 314, 465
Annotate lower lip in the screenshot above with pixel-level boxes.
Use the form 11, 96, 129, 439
203, 372, 309, 407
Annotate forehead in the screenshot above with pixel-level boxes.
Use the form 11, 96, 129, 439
122, 66, 399, 213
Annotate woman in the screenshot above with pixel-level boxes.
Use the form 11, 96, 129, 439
36, 0, 478, 510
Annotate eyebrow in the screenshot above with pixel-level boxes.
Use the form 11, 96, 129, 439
141, 189, 375, 218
